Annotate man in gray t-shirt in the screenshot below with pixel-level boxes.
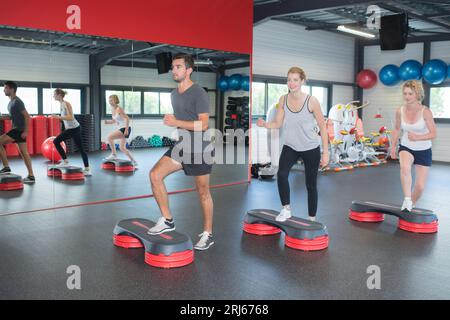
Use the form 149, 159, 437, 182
147, 53, 214, 251
0, 81, 35, 182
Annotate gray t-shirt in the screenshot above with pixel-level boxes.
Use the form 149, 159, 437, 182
171, 84, 210, 153
7, 97, 26, 131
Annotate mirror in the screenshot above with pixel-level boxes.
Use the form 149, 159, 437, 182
0, 26, 250, 214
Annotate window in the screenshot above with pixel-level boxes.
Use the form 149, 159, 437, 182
268, 83, 287, 111
430, 87, 450, 119
251, 80, 328, 117
251, 82, 265, 117
124, 91, 141, 114
43, 88, 82, 114
1, 87, 40, 115
160, 92, 173, 114
144, 92, 159, 114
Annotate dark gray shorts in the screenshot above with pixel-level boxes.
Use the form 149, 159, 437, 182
164, 145, 213, 176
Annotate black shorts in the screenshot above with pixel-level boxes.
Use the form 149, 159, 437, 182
119, 127, 131, 138
164, 145, 214, 176
399, 145, 432, 167
5, 129, 26, 143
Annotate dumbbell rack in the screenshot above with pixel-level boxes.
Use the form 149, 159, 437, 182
223, 96, 249, 145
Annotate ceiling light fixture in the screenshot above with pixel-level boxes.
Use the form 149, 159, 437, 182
337, 25, 376, 38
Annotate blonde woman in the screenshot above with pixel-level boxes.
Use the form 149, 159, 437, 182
390, 80, 436, 212
257, 67, 329, 222
104, 95, 137, 167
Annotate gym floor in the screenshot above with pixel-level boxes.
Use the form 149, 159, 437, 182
0, 160, 449, 299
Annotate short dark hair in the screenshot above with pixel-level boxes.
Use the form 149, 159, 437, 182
172, 53, 194, 70
4, 81, 18, 92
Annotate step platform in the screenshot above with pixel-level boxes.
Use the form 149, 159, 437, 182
349, 200, 438, 233
102, 159, 134, 172
113, 218, 194, 269
0, 173, 24, 191
243, 209, 329, 251
47, 165, 85, 180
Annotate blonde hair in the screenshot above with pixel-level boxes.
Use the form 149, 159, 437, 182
54, 88, 67, 98
287, 66, 307, 81
109, 94, 120, 105
402, 80, 425, 102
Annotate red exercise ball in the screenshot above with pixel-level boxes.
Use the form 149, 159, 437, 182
356, 69, 377, 89
42, 136, 66, 163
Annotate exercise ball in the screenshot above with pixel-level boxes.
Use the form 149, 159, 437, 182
399, 60, 422, 80
356, 69, 377, 89
379, 64, 400, 86
217, 75, 229, 91
228, 74, 242, 90
42, 136, 66, 163
448, 64, 450, 78
423, 59, 447, 85
241, 75, 250, 91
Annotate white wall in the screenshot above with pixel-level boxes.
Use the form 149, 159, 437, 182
0, 46, 89, 84
362, 42, 450, 162
253, 20, 355, 84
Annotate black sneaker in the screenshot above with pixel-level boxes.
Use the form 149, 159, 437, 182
0, 167, 11, 174
147, 217, 175, 235
194, 232, 214, 251
23, 175, 36, 184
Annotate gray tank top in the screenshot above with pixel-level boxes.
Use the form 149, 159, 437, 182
61, 101, 79, 129
282, 94, 320, 152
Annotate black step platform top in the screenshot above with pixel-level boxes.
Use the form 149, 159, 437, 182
0, 173, 22, 182
103, 159, 132, 166
47, 165, 83, 173
113, 218, 193, 256
351, 200, 437, 224
245, 209, 328, 239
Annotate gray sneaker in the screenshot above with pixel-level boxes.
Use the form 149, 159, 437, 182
23, 175, 36, 184
194, 232, 214, 251
147, 217, 175, 235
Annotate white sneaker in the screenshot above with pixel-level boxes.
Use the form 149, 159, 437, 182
104, 154, 117, 161
401, 198, 413, 212
308, 216, 316, 222
132, 160, 138, 169
147, 217, 175, 235
83, 168, 92, 176
57, 161, 70, 167
276, 207, 292, 222
194, 232, 214, 251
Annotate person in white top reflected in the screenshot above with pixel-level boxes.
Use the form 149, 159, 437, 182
390, 80, 437, 212
104, 95, 137, 167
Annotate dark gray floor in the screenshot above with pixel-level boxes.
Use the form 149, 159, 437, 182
0, 147, 248, 215
0, 162, 449, 299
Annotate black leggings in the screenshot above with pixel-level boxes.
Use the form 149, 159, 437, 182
53, 126, 89, 168
277, 145, 321, 217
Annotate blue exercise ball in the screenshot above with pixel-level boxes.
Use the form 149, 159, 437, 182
228, 74, 243, 90
379, 64, 400, 86
241, 75, 250, 91
218, 75, 229, 91
422, 59, 447, 85
448, 64, 450, 78
399, 60, 422, 80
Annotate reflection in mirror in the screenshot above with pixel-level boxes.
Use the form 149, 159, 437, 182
0, 25, 250, 215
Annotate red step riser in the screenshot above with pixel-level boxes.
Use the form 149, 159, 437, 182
349, 210, 385, 222
398, 220, 438, 234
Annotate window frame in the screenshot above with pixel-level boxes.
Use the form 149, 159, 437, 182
429, 81, 450, 124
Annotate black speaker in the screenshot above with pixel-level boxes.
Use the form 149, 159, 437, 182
379, 13, 408, 50
155, 52, 172, 74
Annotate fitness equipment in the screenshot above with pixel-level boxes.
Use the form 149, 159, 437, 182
356, 69, 377, 89
399, 59, 422, 80
243, 209, 329, 251
47, 165, 85, 180
113, 218, 194, 269
241, 75, 250, 91
0, 174, 23, 191
422, 59, 448, 85
349, 200, 438, 233
149, 135, 163, 147
228, 74, 243, 90
218, 75, 229, 91
42, 137, 66, 163
102, 158, 135, 172
379, 64, 401, 86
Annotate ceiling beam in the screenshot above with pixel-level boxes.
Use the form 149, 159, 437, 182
254, 0, 378, 25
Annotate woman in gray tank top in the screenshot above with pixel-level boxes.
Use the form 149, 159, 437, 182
257, 67, 329, 222
53, 89, 91, 176
390, 80, 436, 212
